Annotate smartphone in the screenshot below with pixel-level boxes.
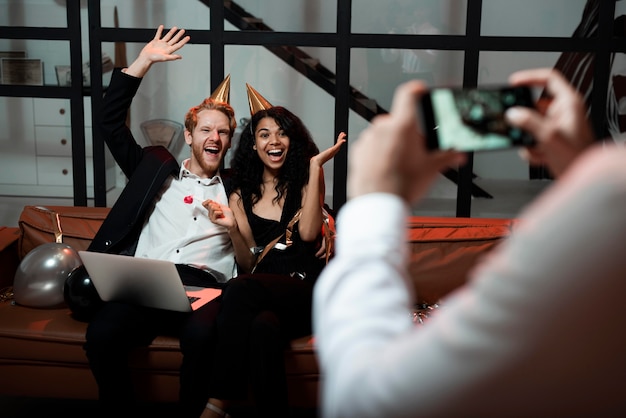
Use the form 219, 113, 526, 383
420, 85, 536, 152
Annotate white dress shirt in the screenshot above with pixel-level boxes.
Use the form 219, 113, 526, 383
313, 145, 626, 417
134, 159, 236, 282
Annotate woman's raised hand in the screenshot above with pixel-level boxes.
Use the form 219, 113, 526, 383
311, 132, 347, 167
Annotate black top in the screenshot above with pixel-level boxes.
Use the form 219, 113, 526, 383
244, 196, 324, 282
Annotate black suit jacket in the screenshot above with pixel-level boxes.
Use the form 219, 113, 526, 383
88, 68, 231, 255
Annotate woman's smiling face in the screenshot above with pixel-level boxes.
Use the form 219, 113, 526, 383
254, 116, 290, 171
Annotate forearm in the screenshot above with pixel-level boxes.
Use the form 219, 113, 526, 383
123, 55, 153, 78
227, 224, 256, 274
298, 163, 324, 241
100, 69, 144, 176
313, 194, 418, 417
101, 69, 141, 134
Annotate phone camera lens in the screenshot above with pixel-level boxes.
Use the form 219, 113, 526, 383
503, 92, 517, 106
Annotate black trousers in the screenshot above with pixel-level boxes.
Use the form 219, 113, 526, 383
83, 264, 223, 418
208, 274, 315, 417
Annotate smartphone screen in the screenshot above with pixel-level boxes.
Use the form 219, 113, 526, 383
421, 85, 535, 152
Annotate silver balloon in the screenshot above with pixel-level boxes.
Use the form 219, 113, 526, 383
13, 243, 83, 308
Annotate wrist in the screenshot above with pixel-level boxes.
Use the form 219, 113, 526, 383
309, 159, 322, 172
226, 222, 239, 236
124, 57, 153, 78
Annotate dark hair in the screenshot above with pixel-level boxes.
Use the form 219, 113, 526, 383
230, 106, 319, 209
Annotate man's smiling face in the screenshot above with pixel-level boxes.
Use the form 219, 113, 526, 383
184, 109, 232, 178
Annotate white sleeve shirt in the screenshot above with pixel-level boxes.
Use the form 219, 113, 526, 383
134, 159, 236, 282
313, 145, 626, 418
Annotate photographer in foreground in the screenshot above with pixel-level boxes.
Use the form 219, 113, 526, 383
313, 68, 625, 417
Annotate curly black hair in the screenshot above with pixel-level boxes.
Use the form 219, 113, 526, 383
230, 106, 320, 209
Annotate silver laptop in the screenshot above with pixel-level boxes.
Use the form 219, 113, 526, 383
78, 251, 222, 312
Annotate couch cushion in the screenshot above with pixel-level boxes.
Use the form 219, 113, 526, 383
407, 217, 515, 304
0, 301, 182, 374
0, 300, 316, 374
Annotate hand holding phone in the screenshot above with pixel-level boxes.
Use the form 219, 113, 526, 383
420, 85, 536, 152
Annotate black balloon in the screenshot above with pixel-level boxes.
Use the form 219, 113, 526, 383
63, 264, 103, 321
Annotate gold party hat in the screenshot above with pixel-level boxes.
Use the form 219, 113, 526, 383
209, 74, 231, 104
246, 83, 273, 115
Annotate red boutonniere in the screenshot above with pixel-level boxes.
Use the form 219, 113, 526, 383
184, 195, 194, 204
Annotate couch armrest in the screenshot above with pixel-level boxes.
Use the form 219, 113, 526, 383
0, 227, 20, 289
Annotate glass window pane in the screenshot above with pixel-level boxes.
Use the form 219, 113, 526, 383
352, 48, 464, 111
99, 0, 210, 29
352, 0, 467, 35
230, 0, 337, 32
481, 0, 588, 37
0, 0, 67, 27
0, 40, 69, 86
471, 51, 562, 217
0, 97, 37, 187
479, 51, 561, 85
350, 46, 465, 217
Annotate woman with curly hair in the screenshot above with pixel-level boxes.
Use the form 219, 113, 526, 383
201, 101, 345, 417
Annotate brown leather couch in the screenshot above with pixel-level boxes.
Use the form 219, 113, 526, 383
0, 206, 515, 408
